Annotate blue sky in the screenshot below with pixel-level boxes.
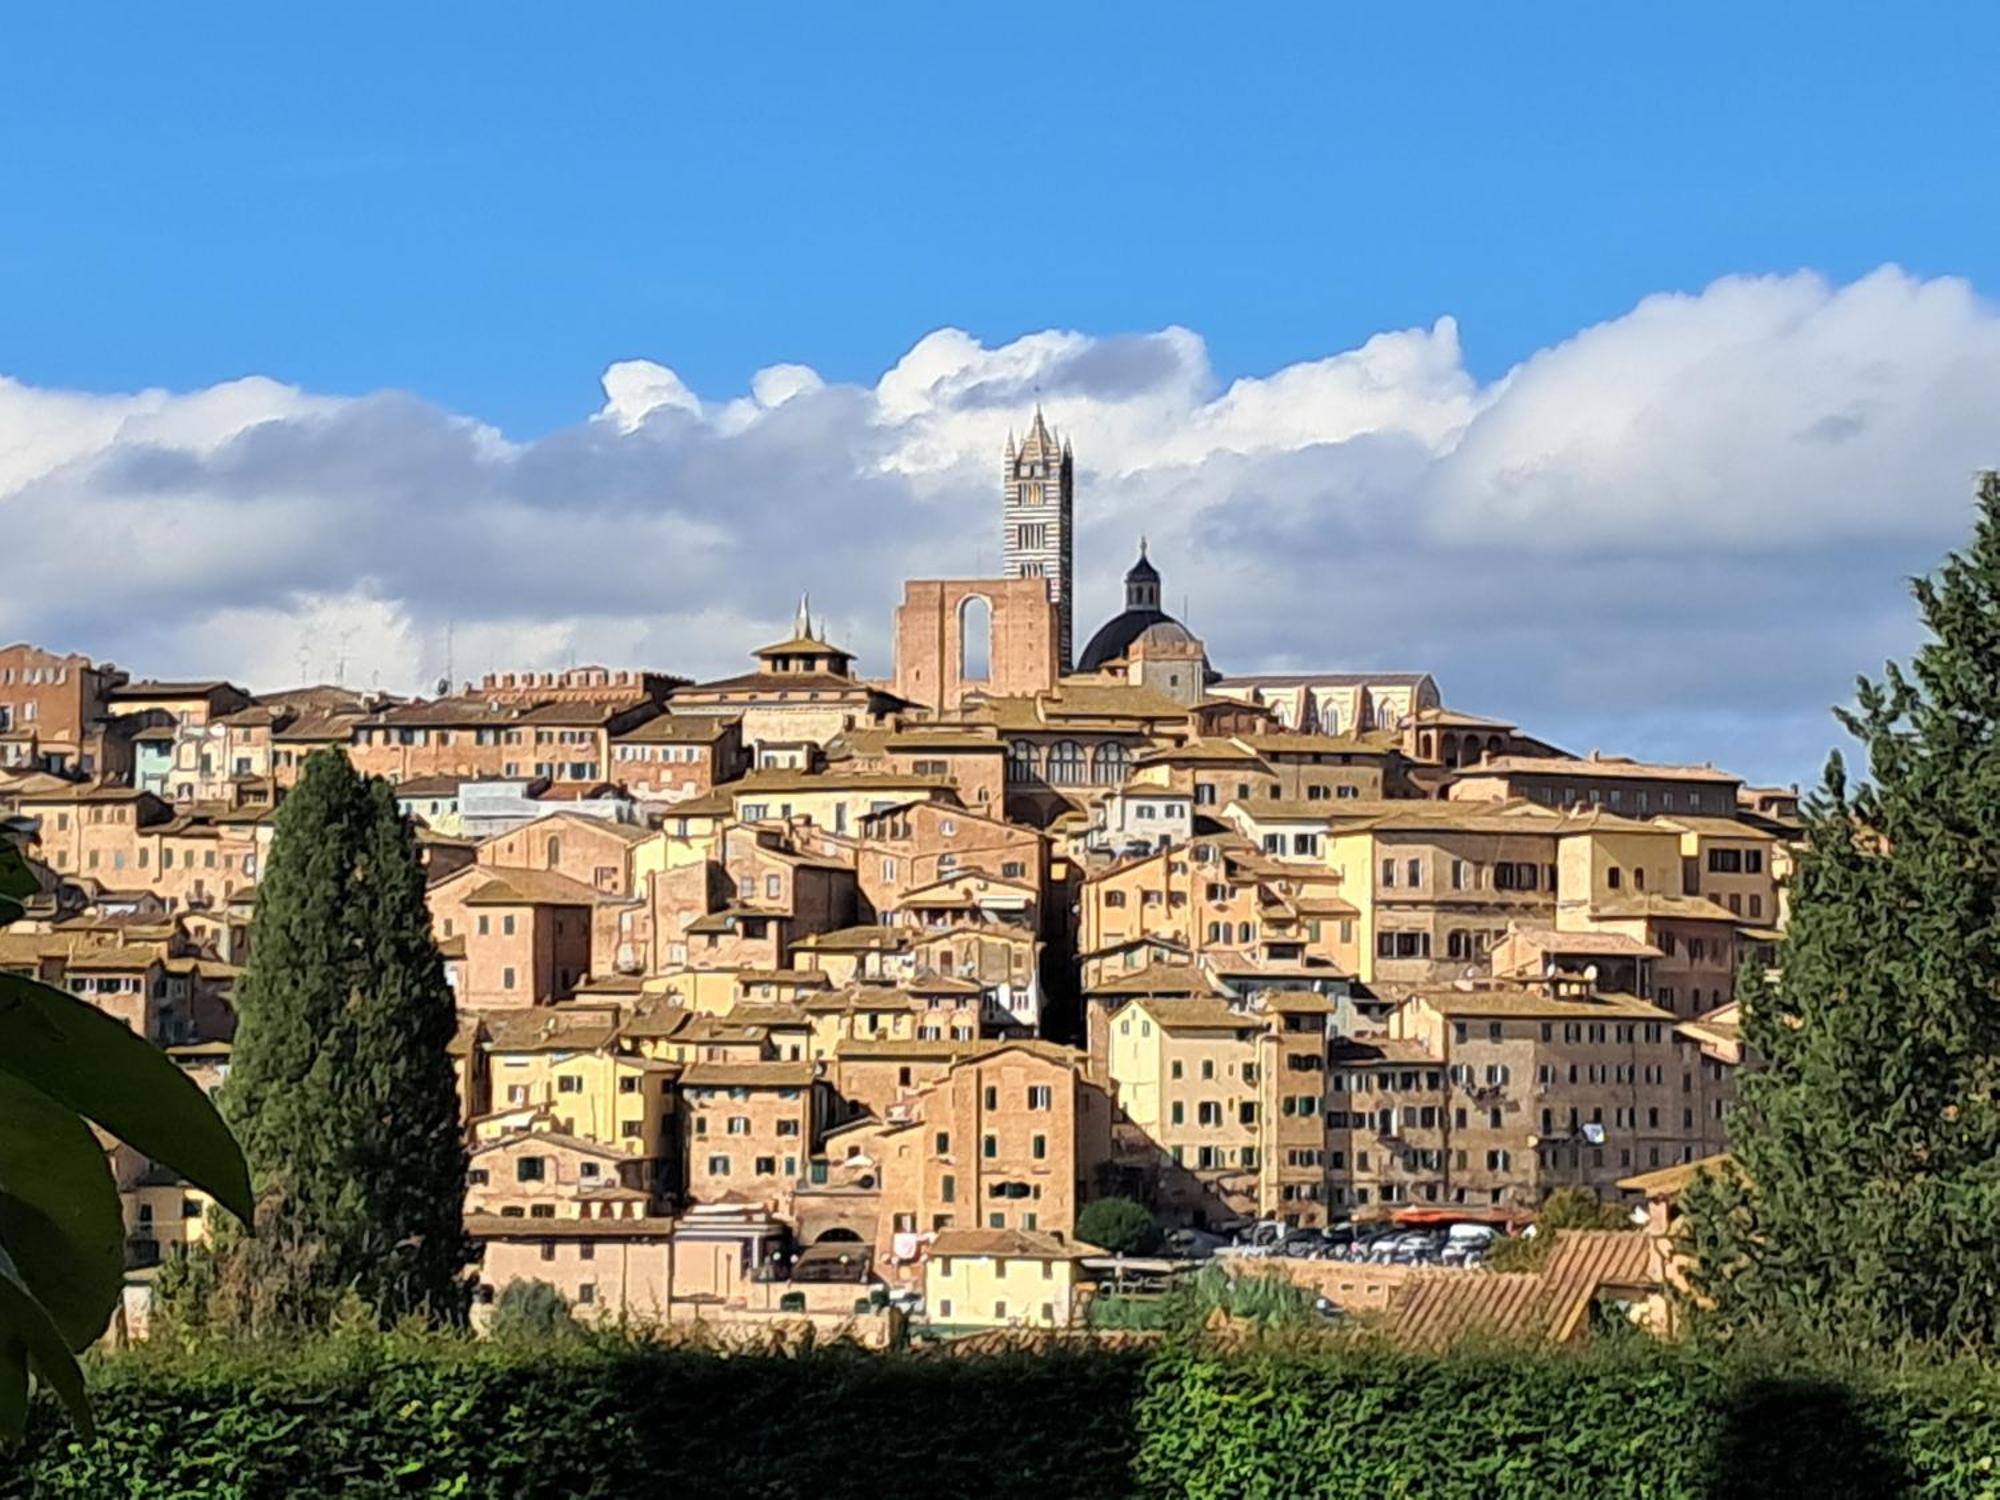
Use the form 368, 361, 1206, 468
4, 6, 2000, 784
5, 5, 1994, 435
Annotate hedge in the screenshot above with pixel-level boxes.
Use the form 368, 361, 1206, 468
10, 1334, 2000, 1497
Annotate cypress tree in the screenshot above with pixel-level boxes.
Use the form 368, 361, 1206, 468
208, 749, 469, 1331
1682, 472, 2000, 1351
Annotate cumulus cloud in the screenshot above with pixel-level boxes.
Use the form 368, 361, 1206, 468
4, 264, 1994, 782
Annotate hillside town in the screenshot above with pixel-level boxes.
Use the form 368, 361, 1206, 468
1, 414, 1788, 1345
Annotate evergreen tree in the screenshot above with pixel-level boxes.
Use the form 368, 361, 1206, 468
1682, 473, 2000, 1351
206, 750, 469, 1331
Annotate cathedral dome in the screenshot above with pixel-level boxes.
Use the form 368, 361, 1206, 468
1077, 607, 1181, 672
1078, 540, 1197, 671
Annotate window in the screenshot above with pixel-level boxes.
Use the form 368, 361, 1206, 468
1031, 1134, 1047, 1159
516, 1157, 547, 1183
1026, 1085, 1052, 1110
502, 967, 516, 991
982, 1135, 997, 1159
1380, 859, 1395, 888
707, 1155, 730, 1176
1047, 741, 1085, 786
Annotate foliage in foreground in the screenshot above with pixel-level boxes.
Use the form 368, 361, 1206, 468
1682, 472, 2000, 1353
0, 820, 249, 1445
14, 1331, 2000, 1497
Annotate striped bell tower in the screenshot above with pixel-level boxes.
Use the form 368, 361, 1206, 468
1002, 408, 1075, 671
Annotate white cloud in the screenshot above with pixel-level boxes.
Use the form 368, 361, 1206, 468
4, 263, 1995, 783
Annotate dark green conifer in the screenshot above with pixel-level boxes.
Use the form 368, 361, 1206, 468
1683, 473, 2000, 1350
208, 750, 468, 1331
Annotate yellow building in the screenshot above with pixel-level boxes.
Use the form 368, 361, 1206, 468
923, 1227, 1099, 1329
1321, 801, 1562, 985
481, 1008, 679, 1170
1106, 996, 1265, 1228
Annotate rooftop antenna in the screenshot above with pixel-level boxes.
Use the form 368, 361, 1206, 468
294, 635, 312, 686
443, 619, 455, 691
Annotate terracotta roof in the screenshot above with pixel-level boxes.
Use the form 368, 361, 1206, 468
682, 670, 890, 698
619, 1004, 693, 1039
927, 1228, 1099, 1261
726, 769, 958, 797
1331, 1036, 1443, 1066
790, 925, 912, 954
613, 713, 737, 744
831, 1037, 981, 1060
1406, 706, 1517, 730
1408, 985, 1673, 1021
1616, 1152, 1732, 1200
466, 1213, 678, 1240
1086, 962, 1212, 998
1323, 799, 1563, 835
499, 810, 652, 845
1259, 989, 1337, 1015
1501, 926, 1663, 958
1389, 1270, 1555, 1349
393, 775, 467, 798
482, 1008, 623, 1053
1462, 754, 1741, 785
469, 1130, 629, 1162
1121, 997, 1262, 1033
1650, 814, 1777, 841
1540, 1230, 1665, 1344
1588, 894, 1742, 923
461, 870, 604, 907
1232, 732, 1398, 757
679, 1061, 818, 1089
733, 967, 833, 988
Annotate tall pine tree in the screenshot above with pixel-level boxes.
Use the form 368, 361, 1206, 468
207, 750, 469, 1331
1682, 472, 2000, 1351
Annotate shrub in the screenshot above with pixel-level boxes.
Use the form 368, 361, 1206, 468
1077, 1197, 1162, 1256
488, 1280, 576, 1343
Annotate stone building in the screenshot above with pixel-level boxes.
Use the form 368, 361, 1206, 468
891, 578, 1060, 716
1001, 410, 1075, 671
1075, 543, 1211, 708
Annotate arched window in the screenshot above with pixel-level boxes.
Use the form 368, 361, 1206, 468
1047, 741, 1085, 786
1091, 742, 1130, 786
1006, 740, 1038, 784
545, 836, 561, 865
958, 594, 992, 684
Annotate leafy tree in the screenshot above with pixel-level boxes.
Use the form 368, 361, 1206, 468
1485, 1187, 1635, 1273
488, 1279, 576, 1342
194, 750, 469, 1333
0, 818, 249, 1444
1681, 472, 2000, 1351
1076, 1197, 1161, 1256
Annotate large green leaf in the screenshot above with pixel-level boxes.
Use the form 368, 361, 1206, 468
0, 1246, 90, 1445
0, 973, 251, 1223
0, 1069, 124, 1350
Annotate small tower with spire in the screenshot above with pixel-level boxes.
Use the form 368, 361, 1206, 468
1002, 407, 1076, 671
